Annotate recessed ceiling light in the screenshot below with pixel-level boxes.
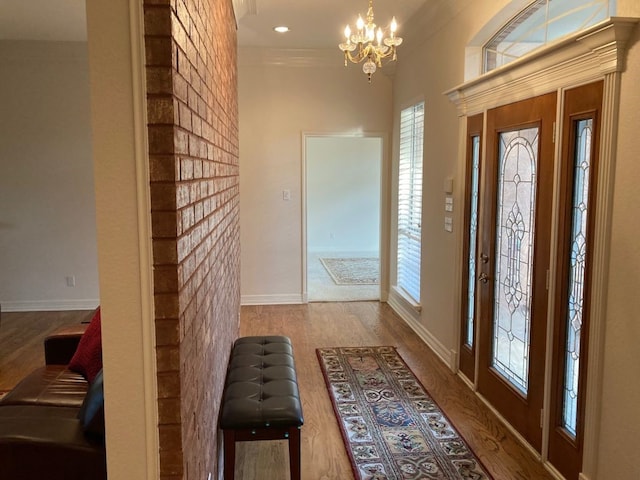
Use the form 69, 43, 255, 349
273, 26, 290, 33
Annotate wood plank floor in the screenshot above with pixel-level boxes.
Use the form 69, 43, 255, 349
0, 310, 92, 391
0, 304, 556, 479
237, 302, 556, 480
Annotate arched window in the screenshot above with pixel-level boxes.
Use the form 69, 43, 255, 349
484, 0, 610, 72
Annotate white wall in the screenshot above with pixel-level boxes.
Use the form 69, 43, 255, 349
306, 136, 381, 254
391, 0, 492, 350
238, 50, 392, 304
0, 41, 99, 311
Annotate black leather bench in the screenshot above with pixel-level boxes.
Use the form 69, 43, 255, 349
220, 336, 304, 480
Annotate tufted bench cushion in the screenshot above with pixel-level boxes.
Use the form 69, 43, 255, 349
220, 336, 303, 480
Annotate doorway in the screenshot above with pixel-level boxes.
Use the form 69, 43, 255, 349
304, 135, 382, 302
459, 83, 604, 480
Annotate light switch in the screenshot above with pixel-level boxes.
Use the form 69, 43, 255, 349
444, 216, 453, 233
282, 189, 291, 201
445, 196, 454, 212
443, 177, 454, 194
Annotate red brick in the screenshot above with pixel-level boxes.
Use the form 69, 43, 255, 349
149, 155, 178, 183
157, 346, 181, 372
148, 125, 175, 154
148, 96, 177, 124
153, 239, 178, 266
146, 67, 173, 94
144, 6, 172, 36
151, 183, 177, 211
158, 397, 182, 424
144, 0, 239, 477
145, 36, 173, 67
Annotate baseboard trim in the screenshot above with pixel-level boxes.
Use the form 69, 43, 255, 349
1, 299, 100, 312
241, 294, 305, 306
387, 290, 455, 371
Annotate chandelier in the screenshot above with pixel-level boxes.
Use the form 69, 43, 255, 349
338, 0, 403, 83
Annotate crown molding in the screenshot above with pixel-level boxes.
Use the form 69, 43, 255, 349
445, 17, 639, 116
238, 47, 339, 67
232, 0, 256, 23
238, 46, 398, 78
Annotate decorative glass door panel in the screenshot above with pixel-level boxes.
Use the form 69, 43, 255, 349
492, 127, 538, 394
459, 113, 483, 381
466, 134, 480, 348
562, 118, 592, 435
478, 92, 556, 451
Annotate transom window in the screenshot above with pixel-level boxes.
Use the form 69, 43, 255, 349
484, 0, 610, 72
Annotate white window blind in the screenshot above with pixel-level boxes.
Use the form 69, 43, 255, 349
396, 102, 424, 304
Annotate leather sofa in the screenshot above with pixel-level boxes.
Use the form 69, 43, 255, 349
0, 321, 107, 480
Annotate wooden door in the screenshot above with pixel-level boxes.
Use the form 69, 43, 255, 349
477, 92, 557, 451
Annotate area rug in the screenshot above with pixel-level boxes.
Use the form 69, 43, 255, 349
319, 258, 379, 285
317, 346, 492, 480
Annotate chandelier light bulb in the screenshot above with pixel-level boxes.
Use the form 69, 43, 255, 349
356, 15, 364, 31
376, 27, 383, 45
390, 17, 397, 35
344, 25, 351, 41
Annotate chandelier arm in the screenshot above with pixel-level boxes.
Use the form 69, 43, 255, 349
345, 50, 365, 64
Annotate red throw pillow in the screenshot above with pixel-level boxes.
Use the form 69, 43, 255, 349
69, 307, 103, 383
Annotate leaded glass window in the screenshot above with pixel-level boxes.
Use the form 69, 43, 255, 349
465, 136, 481, 348
492, 127, 539, 394
484, 0, 609, 72
562, 118, 593, 436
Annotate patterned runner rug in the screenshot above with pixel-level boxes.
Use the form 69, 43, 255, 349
319, 258, 379, 285
317, 346, 492, 480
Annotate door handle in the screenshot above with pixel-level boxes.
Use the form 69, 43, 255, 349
480, 253, 489, 264
478, 272, 489, 284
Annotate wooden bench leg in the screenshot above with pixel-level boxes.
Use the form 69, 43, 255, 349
288, 427, 301, 480
224, 430, 236, 480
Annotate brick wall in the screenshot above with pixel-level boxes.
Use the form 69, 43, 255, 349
143, 0, 239, 478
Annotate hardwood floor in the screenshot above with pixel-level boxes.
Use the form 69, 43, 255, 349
0, 310, 92, 391
237, 302, 556, 480
0, 304, 556, 479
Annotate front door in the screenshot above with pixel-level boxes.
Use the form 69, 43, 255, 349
476, 92, 557, 451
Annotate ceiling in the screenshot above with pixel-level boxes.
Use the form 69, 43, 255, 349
235, 0, 428, 49
0, 0, 428, 49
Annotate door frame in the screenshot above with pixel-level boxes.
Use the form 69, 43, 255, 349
301, 132, 390, 303
446, 18, 638, 477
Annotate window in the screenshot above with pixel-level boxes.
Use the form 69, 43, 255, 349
396, 102, 424, 304
484, 0, 609, 72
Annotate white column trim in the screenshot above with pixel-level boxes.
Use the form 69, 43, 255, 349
579, 70, 622, 480
129, 0, 160, 478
